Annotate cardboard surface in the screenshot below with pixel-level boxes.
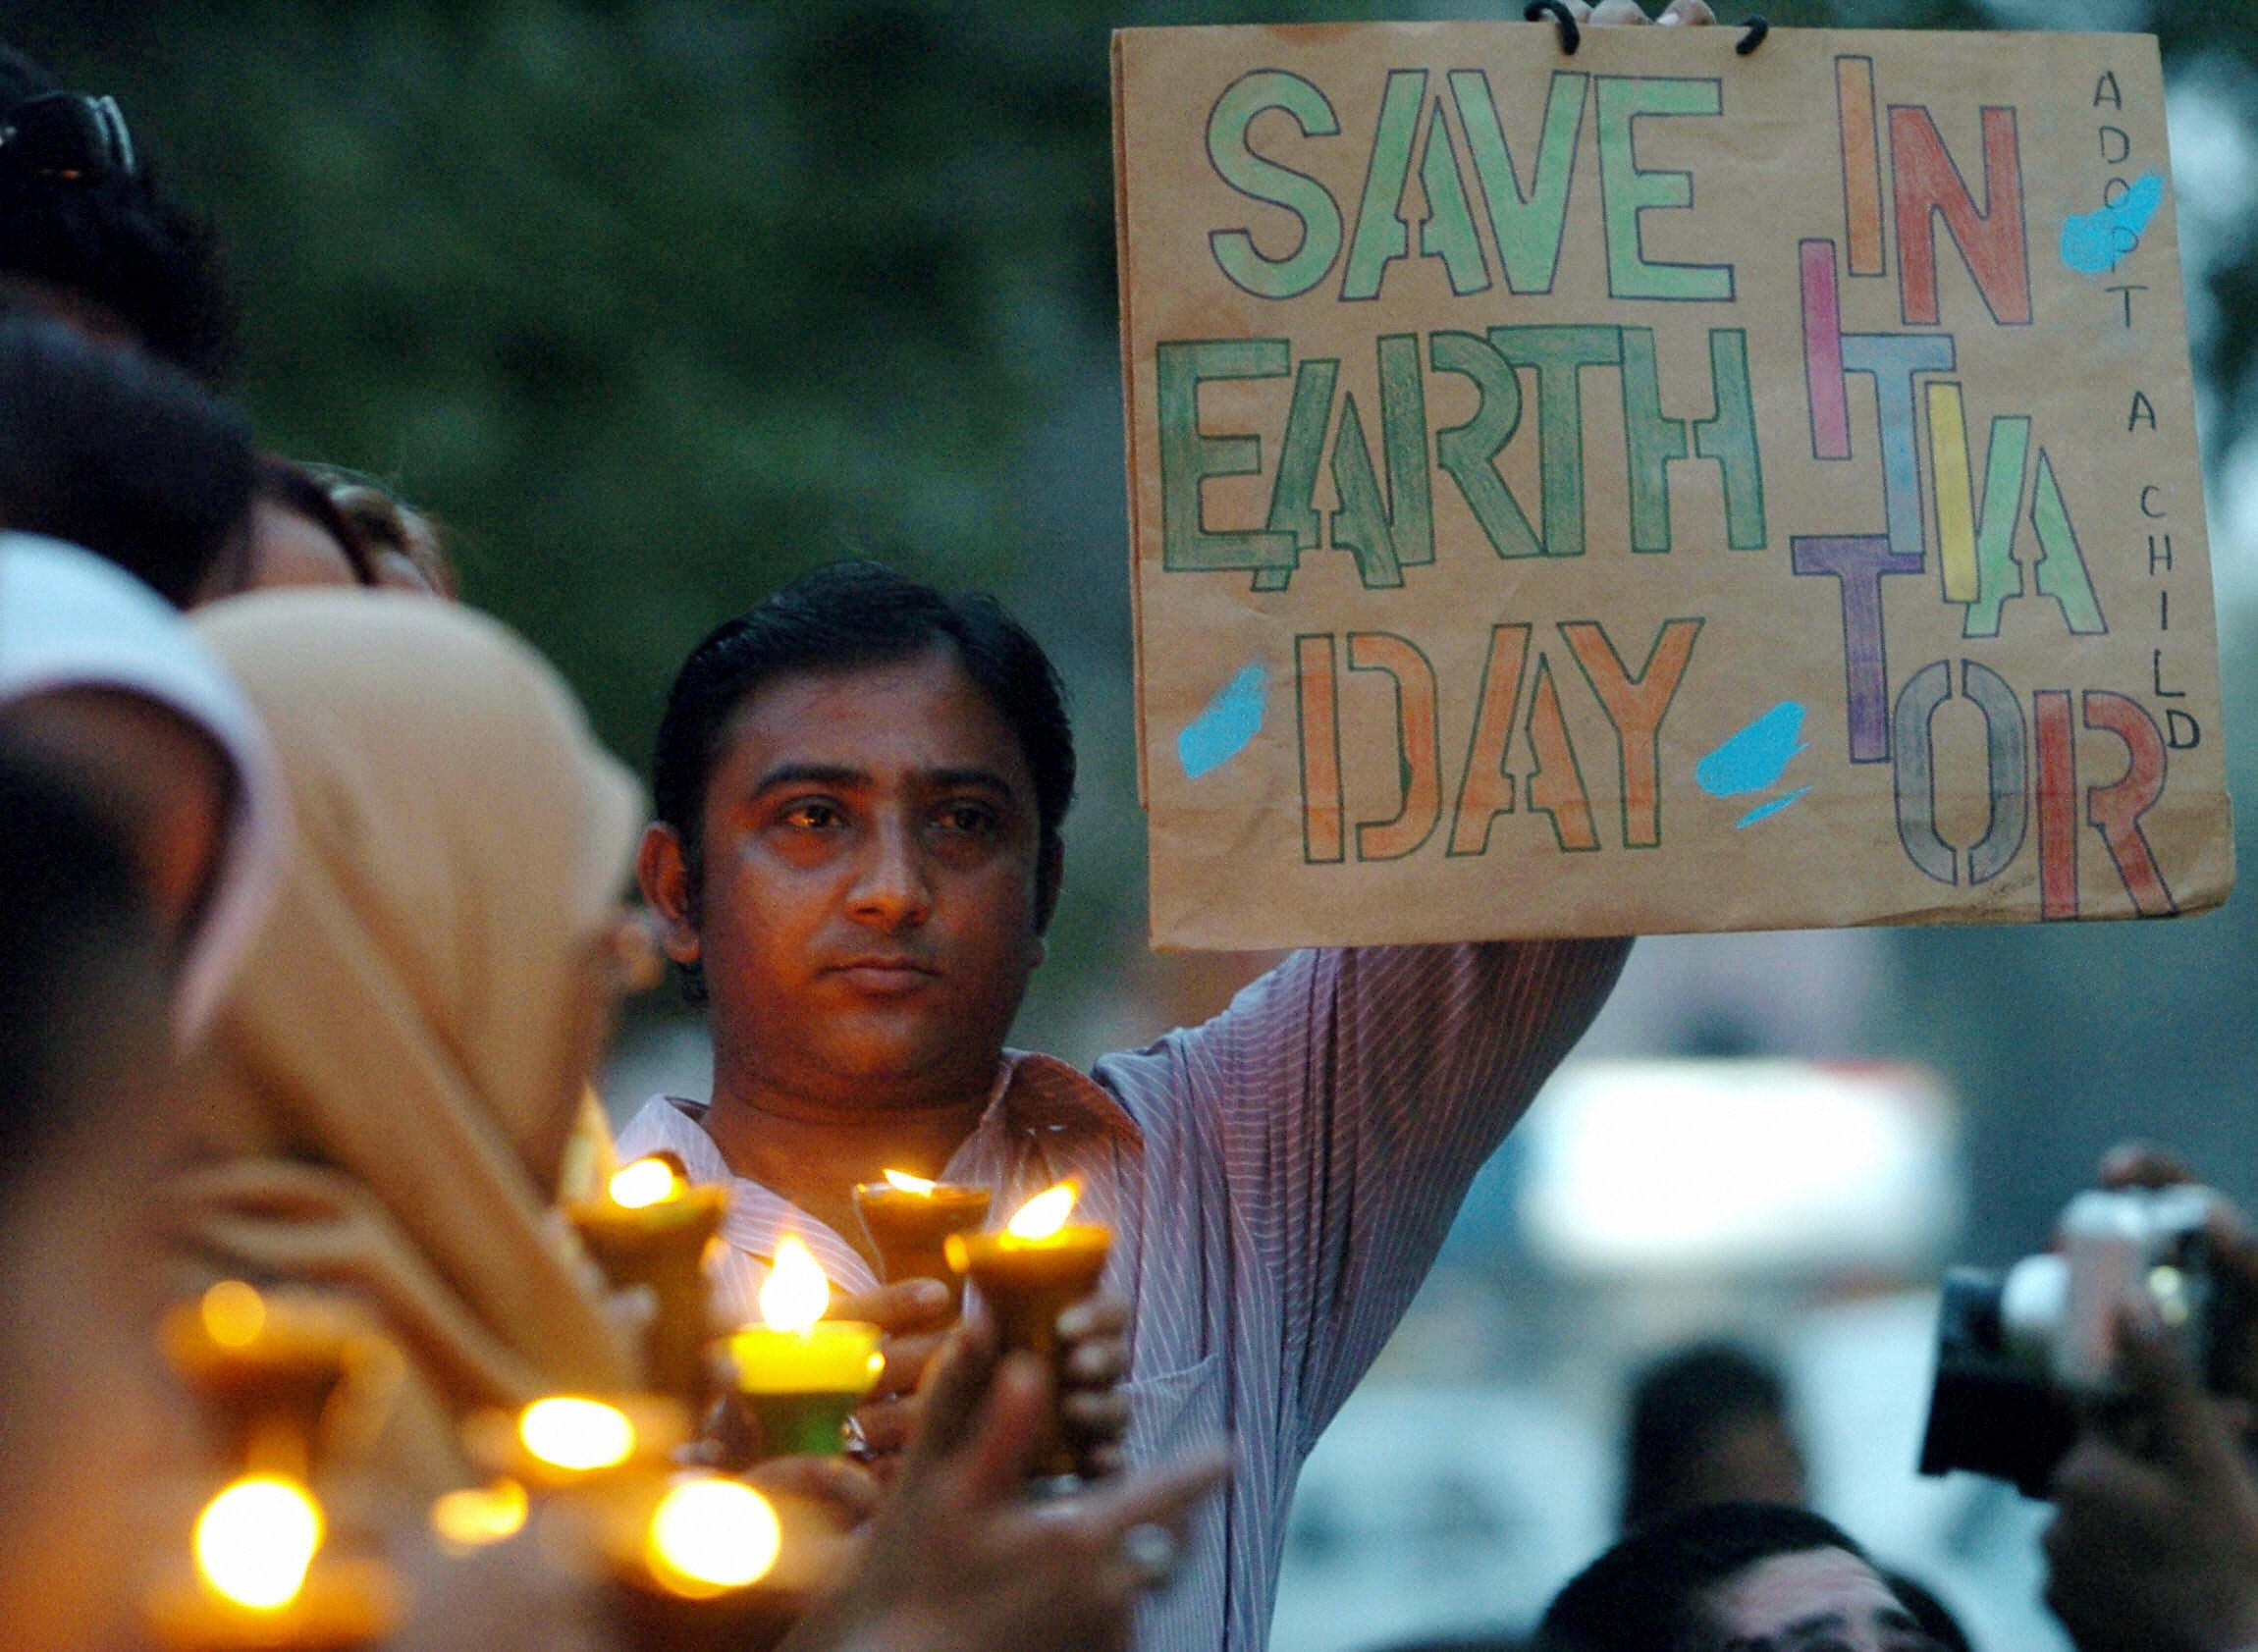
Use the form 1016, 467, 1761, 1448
1115, 22, 2231, 946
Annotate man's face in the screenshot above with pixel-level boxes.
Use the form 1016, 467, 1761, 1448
1704, 1548, 1936, 1652
667, 643, 1048, 1111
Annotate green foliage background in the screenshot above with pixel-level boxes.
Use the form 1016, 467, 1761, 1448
18, 0, 2258, 1256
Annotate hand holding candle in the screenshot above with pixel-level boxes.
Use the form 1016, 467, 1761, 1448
853, 1169, 992, 1312
722, 1237, 885, 1460
565, 1153, 728, 1406
161, 1282, 389, 1480
944, 1183, 1113, 1482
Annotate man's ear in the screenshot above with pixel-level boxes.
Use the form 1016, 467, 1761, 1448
1033, 832, 1065, 937
637, 822, 702, 968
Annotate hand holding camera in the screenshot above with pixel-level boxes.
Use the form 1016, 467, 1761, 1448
2097, 1143, 2258, 1412
1921, 1148, 2258, 1652
2043, 1295, 2258, 1652
1921, 1182, 2238, 1493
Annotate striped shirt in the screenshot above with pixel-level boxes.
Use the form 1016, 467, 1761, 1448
617, 937, 1629, 1652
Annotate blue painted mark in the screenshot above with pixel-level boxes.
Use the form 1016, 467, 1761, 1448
1736, 786, 1812, 829
1695, 702, 1807, 798
2061, 173, 2165, 276
1177, 664, 1266, 778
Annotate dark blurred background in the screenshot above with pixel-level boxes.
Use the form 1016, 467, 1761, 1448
18, 2, 2258, 1638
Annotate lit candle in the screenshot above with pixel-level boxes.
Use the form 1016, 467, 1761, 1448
573, 1465, 853, 1614
144, 1471, 402, 1650
565, 1153, 729, 1404
944, 1183, 1112, 1481
721, 1238, 884, 1459
641, 1473, 783, 1598
428, 1478, 530, 1554
459, 1391, 693, 1492
852, 1169, 992, 1311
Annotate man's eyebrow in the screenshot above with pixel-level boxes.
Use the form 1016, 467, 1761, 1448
1723, 1613, 1848, 1652
1875, 1604, 1939, 1643
1777, 1611, 1850, 1646
750, 762, 868, 796
927, 766, 1020, 795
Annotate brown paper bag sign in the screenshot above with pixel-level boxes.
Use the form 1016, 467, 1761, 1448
1114, 22, 2232, 946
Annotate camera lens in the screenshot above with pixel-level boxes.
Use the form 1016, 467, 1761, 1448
1919, 1267, 2079, 1496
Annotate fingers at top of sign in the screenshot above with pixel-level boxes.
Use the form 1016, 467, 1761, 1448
1656, 0, 1716, 24
2099, 1141, 2199, 1193
1524, 0, 1585, 54
1587, 0, 1653, 23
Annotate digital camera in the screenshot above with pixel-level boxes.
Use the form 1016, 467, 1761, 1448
1918, 1185, 2231, 1495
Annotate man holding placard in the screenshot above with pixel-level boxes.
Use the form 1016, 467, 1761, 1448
618, 554, 1628, 1652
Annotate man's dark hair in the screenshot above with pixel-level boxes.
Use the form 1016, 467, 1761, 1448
654, 560, 1075, 993
1622, 1340, 1797, 1531
0, 43, 236, 383
1534, 1504, 1873, 1652
0, 312, 255, 606
0, 742, 159, 1176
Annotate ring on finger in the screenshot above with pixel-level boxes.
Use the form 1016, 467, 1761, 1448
1121, 1521, 1181, 1588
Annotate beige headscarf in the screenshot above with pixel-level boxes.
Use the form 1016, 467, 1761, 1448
179, 591, 640, 1496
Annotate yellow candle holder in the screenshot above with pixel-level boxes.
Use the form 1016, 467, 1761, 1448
852, 1177, 991, 1313
566, 1157, 729, 1406
160, 1284, 390, 1479
720, 1323, 885, 1459
145, 1555, 401, 1652
945, 1225, 1112, 1480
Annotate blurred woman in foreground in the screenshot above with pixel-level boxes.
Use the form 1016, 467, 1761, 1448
177, 592, 642, 1499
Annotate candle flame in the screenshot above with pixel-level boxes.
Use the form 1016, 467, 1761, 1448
200, 1280, 267, 1349
1006, 1182, 1079, 1240
429, 1479, 529, 1550
519, 1397, 636, 1471
882, 1169, 939, 1196
760, 1237, 831, 1333
194, 1475, 324, 1611
609, 1155, 684, 1209
646, 1475, 782, 1598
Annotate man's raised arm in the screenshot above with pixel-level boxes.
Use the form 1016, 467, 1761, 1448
1099, 937, 1629, 1450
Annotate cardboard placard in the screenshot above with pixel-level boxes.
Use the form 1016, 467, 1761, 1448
1115, 22, 2233, 946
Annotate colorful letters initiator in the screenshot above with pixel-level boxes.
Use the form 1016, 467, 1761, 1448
1115, 22, 2231, 948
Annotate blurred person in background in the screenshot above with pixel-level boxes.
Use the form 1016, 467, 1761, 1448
231, 453, 380, 594
2040, 1146, 2258, 1652
323, 467, 458, 596
1621, 1340, 1807, 1532
0, 40, 234, 382
1617, 1339, 1969, 1648
0, 311, 255, 608
1533, 1504, 1942, 1652
0, 533, 283, 1038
